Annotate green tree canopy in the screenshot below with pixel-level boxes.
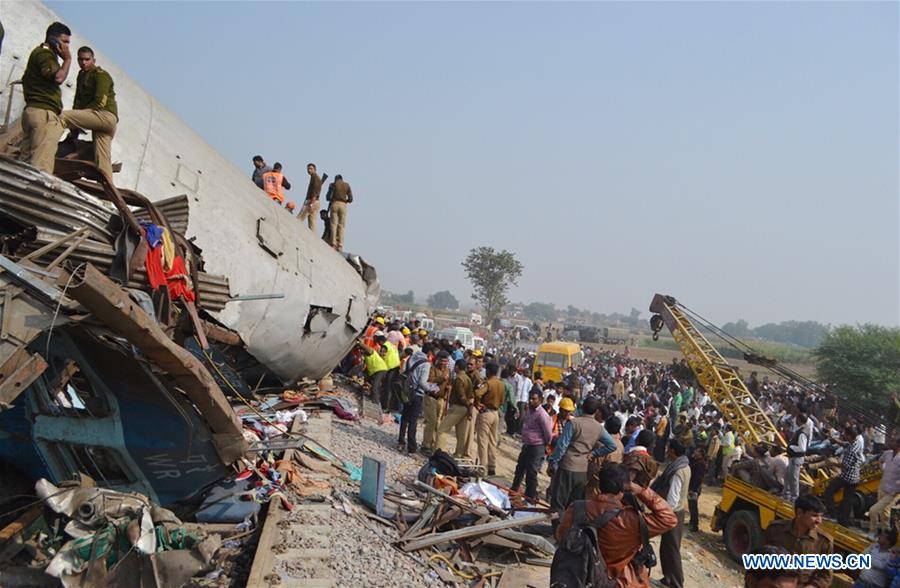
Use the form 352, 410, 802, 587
382, 290, 415, 305
462, 247, 523, 329
814, 324, 900, 411
427, 290, 459, 310
523, 302, 557, 322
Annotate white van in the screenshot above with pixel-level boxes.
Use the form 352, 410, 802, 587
437, 326, 475, 349
470, 313, 483, 326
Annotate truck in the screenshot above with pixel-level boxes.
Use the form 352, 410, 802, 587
648, 293, 876, 562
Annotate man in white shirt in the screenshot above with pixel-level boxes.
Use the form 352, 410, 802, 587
652, 439, 691, 588
698, 391, 709, 408
783, 411, 811, 503
767, 446, 789, 487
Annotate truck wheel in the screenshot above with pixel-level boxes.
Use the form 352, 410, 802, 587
724, 509, 763, 563
849, 491, 867, 520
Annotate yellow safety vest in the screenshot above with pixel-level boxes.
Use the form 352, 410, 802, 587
382, 341, 400, 370
364, 350, 387, 375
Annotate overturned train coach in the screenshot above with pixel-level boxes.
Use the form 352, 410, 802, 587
0, 2, 379, 508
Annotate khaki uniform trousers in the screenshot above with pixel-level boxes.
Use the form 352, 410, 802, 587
475, 409, 500, 469
299, 199, 319, 231
61, 109, 117, 178
329, 201, 348, 250
422, 395, 443, 451
869, 488, 900, 533
21, 106, 64, 174
437, 404, 471, 458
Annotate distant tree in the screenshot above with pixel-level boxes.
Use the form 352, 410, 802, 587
462, 247, 524, 329
381, 290, 415, 305
722, 319, 751, 338
753, 320, 830, 348
628, 307, 641, 327
427, 290, 459, 311
524, 302, 557, 322
814, 324, 900, 411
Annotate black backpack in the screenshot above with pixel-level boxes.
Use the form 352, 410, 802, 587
395, 358, 428, 405
550, 501, 620, 588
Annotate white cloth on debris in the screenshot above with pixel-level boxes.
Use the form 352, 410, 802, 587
459, 481, 510, 511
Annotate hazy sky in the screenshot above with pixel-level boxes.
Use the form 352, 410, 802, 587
47, 1, 899, 327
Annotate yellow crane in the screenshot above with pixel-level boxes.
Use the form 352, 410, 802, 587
649, 293, 881, 501
648, 294, 788, 448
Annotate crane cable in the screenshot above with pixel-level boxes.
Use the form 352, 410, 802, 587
666, 300, 886, 427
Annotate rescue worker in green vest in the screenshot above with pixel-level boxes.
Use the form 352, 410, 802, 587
61, 46, 118, 178
357, 336, 387, 412
377, 332, 401, 414
20, 22, 73, 174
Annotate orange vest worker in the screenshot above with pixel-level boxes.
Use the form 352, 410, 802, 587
262, 171, 285, 203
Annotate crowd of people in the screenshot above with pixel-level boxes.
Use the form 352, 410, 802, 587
250, 156, 354, 252
346, 311, 899, 587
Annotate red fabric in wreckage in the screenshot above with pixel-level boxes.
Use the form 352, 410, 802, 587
163, 255, 196, 302
145, 245, 167, 289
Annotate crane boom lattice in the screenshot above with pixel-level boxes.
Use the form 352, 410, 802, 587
649, 294, 785, 448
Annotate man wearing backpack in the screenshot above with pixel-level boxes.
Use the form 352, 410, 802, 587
554, 463, 677, 587
397, 344, 440, 454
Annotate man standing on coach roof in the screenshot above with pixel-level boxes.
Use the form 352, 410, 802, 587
328, 174, 353, 251
299, 163, 323, 230
61, 46, 118, 178
251, 155, 271, 189
20, 22, 72, 174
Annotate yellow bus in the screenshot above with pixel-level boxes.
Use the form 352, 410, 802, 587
533, 341, 583, 383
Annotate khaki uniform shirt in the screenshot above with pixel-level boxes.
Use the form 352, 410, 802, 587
448, 372, 473, 407
763, 518, 834, 588
476, 378, 505, 410
332, 179, 352, 202
428, 365, 451, 400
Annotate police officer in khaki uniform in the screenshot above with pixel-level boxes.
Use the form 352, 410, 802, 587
61, 46, 118, 178
421, 350, 451, 455
466, 350, 485, 461
763, 494, 834, 588
327, 175, 353, 251
20, 22, 72, 174
474, 362, 505, 475
436, 360, 474, 458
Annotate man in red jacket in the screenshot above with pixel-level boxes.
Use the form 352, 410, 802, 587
556, 463, 677, 587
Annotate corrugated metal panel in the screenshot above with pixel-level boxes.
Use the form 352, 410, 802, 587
133, 194, 190, 235
0, 155, 116, 241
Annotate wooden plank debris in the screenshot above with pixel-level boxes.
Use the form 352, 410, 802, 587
399, 513, 551, 552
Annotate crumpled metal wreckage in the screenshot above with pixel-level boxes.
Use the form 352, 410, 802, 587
36, 479, 221, 588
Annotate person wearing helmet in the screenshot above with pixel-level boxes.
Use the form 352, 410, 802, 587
546, 397, 617, 531
357, 335, 387, 410
377, 331, 401, 413
401, 326, 411, 347
363, 315, 385, 349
